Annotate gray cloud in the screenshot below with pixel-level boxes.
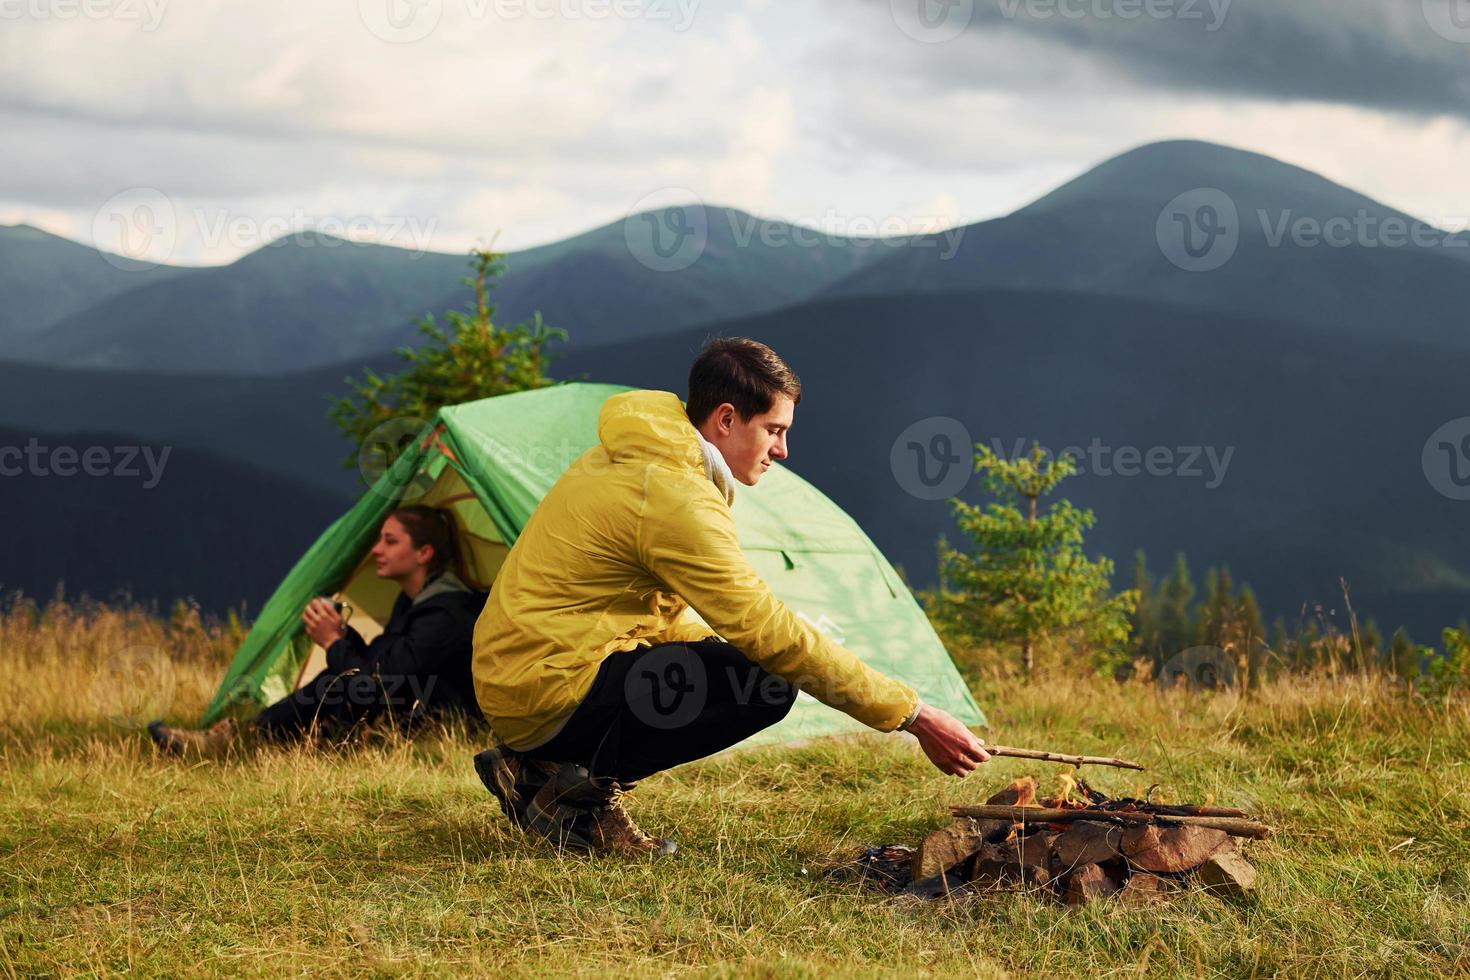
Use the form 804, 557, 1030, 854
876, 0, 1470, 119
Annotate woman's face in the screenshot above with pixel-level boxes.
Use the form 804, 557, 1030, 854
370, 515, 431, 580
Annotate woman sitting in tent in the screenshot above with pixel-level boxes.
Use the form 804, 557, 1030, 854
148, 505, 486, 755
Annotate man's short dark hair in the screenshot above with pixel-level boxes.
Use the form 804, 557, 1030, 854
686, 337, 802, 426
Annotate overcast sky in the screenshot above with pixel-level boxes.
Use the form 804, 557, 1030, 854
4, 0, 1470, 265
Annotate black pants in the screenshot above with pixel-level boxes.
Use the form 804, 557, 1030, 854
521, 640, 798, 783
253, 669, 443, 742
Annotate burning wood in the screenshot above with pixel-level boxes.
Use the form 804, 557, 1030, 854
832, 776, 1270, 906
947, 806, 1272, 840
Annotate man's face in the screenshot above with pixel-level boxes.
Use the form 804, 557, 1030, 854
708, 394, 793, 486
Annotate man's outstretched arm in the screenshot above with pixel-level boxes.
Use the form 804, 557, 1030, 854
637, 475, 991, 774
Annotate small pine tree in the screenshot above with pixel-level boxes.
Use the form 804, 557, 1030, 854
1237, 584, 1264, 688
329, 247, 567, 468
932, 442, 1136, 678
1129, 550, 1159, 665
1428, 627, 1470, 692
1266, 616, 1289, 683
1361, 619, 1383, 671
1157, 552, 1196, 658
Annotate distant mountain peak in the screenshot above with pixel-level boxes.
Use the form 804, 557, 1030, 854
1016, 138, 1390, 219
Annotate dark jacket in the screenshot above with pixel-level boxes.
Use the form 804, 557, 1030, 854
326, 572, 487, 726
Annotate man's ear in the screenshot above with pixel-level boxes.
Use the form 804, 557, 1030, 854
715, 403, 736, 434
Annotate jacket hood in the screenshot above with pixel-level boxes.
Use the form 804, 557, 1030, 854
597, 389, 705, 474
413, 568, 472, 607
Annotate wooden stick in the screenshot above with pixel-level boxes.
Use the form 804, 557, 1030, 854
984, 744, 1146, 771
948, 805, 1274, 839
1163, 805, 1251, 818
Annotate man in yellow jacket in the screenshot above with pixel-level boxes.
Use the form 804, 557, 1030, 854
473, 337, 989, 855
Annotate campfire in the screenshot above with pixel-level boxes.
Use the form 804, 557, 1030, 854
835, 775, 1271, 905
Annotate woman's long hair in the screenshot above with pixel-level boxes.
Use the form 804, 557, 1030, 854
388, 505, 465, 581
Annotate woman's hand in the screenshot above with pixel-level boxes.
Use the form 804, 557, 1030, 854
906, 703, 991, 776
301, 598, 346, 648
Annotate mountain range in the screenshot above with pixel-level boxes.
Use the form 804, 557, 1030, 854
2, 139, 1465, 643
7, 209, 882, 373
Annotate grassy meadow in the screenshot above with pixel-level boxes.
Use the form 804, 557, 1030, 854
1, 595, 1468, 978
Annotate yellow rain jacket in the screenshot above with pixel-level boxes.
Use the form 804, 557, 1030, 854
471, 389, 920, 750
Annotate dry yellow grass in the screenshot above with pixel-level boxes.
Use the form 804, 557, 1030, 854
2, 597, 1468, 977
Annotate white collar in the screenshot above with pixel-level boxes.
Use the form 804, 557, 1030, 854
692, 428, 736, 506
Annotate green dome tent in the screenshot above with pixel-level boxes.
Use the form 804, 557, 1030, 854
202, 383, 985, 746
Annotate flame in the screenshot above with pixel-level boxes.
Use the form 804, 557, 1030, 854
1010, 776, 1038, 808
1051, 771, 1091, 809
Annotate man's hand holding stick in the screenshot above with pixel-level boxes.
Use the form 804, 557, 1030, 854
904, 704, 1145, 775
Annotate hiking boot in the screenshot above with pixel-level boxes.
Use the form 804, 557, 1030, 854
473, 744, 551, 829
523, 761, 677, 857
147, 717, 239, 758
